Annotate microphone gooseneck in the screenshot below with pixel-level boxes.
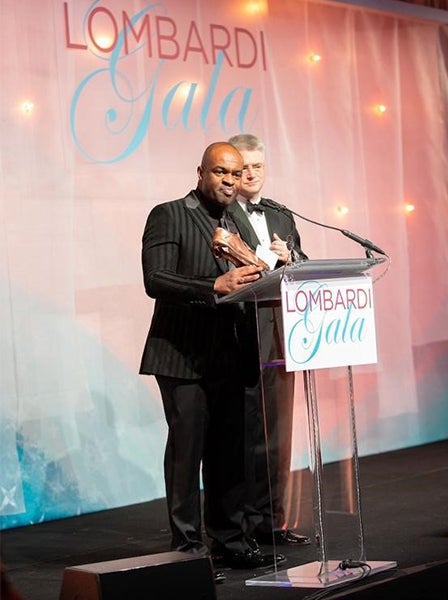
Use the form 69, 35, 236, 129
260, 198, 387, 258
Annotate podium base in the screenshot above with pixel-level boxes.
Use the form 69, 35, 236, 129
245, 560, 398, 588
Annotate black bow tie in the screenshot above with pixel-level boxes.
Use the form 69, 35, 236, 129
246, 201, 265, 214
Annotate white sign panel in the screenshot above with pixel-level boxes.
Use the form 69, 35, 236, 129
281, 275, 377, 372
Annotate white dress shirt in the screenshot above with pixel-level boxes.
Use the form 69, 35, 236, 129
237, 196, 271, 248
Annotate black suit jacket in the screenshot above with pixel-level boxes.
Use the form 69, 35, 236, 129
139, 189, 256, 380
228, 198, 307, 364
228, 197, 306, 262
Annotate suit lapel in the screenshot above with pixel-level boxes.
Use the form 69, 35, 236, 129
228, 201, 260, 250
184, 191, 229, 273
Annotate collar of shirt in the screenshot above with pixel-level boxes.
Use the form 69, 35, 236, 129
237, 195, 262, 214
237, 196, 272, 248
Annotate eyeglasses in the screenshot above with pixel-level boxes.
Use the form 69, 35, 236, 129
242, 163, 264, 173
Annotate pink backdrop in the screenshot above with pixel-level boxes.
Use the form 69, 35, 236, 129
1, 0, 447, 528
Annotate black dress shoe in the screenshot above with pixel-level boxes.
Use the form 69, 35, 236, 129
220, 548, 287, 570
214, 570, 226, 584
258, 529, 311, 546
212, 537, 261, 561
246, 536, 262, 554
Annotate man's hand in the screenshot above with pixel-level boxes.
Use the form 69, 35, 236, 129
214, 265, 263, 295
270, 233, 290, 263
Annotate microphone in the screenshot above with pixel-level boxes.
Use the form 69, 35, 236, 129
340, 229, 386, 257
260, 198, 387, 258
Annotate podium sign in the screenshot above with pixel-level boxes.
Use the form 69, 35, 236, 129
281, 275, 377, 372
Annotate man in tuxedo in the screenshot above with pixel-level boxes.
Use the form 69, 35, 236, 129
139, 142, 285, 578
228, 133, 311, 547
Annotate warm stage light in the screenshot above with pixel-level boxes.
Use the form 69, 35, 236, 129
404, 203, 415, 214
178, 82, 201, 101
308, 52, 322, 64
335, 204, 349, 217
20, 101, 35, 115
243, 1, 268, 16
94, 34, 114, 50
374, 103, 387, 115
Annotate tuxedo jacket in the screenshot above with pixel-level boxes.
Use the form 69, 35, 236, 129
228, 197, 306, 263
228, 198, 307, 364
139, 189, 257, 380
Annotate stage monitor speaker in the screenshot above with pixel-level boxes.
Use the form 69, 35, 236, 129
59, 551, 216, 600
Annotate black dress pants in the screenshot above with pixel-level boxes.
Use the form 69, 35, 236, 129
244, 367, 295, 535
244, 303, 295, 535
156, 368, 249, 555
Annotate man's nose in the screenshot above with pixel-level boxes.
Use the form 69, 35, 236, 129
222, 173, 237, 184
243, 169, 256, 180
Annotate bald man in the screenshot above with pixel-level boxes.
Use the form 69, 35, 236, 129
140, 142, 285, 575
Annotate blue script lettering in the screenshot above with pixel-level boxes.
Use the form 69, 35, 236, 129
69, 5, 257, 163
287, 305, 367, 365
161, 52, 255, 131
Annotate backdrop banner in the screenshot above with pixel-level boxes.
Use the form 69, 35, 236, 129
1, 0, 447, 528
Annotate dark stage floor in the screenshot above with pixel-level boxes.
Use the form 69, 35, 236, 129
1, 440, 448, 600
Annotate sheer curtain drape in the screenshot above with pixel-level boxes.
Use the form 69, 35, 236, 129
1, 0, 447, 528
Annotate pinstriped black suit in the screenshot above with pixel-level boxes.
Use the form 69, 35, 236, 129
228, 198, 307, 536
139, 189, 259, 555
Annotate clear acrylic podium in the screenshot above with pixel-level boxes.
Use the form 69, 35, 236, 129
217, 258, 397, 589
